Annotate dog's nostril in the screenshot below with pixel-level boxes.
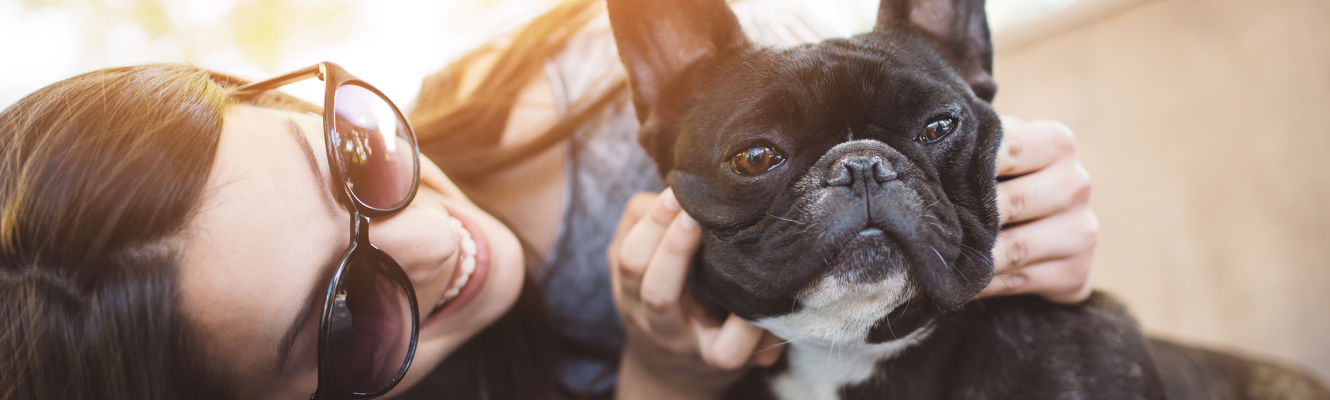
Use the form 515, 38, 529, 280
826, 156, 896, 186
827, 165, 854, 186
871, 162, 896, 183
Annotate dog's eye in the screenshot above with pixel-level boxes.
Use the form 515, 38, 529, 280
730, 146, 786, 175
918, 117, 958, 143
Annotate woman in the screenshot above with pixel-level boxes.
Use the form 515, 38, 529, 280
0, 2, 1096, 400
0, 60, 573, 399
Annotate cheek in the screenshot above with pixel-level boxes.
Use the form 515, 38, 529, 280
418, 156, 469, 202
385, 202, 526, 395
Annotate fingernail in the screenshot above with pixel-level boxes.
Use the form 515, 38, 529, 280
679, 212, 698, 229
662, 188, 680, 211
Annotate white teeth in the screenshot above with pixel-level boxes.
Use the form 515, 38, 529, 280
437, 215, 479, 308
442, 286, 460, 300
461, 234, 476, 256
460, 251, 475, 274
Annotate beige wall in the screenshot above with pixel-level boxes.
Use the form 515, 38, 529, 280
991, 0, 1330, 378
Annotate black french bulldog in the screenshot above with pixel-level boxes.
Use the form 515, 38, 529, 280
606, 0, 1330, 398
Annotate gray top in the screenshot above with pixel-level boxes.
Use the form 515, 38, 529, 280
539, 2, 835, 395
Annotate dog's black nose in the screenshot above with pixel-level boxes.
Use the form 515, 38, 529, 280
826, 155, 896, 186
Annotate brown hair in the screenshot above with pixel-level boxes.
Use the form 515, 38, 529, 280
0, 63, 311, 400
403, 0, 632, 398
409, 0, 628, 185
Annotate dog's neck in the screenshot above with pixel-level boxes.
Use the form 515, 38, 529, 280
743, 270, 936, 399
767, 324, 936, 400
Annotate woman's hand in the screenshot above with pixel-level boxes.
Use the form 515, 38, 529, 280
608, 189, 783, 400
974, 116, 1098, 304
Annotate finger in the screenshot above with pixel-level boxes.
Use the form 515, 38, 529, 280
617, 189, 684, 302
608, 193, 659, 276
640, 212, 702, 336
750, 331, 786, 367
991, 206, 1098, 274
1023, 256, 1095, 304
696, 314, 767, 371
995, 157, 1091, 225
1000, 115, 1027, 130
976, 255, 1094, 304
622, 193, 659, 233
607, 193, 659, 316
973, 270, 1028, 300
996, 119, 1076, 178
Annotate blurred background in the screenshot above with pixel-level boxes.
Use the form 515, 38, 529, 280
3, 0, 1327, 381
0, 0, 1081, 107
991, 0, 1330, 380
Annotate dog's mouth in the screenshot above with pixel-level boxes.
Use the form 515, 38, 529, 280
755, 257, 918, 345
821, 224, 913, 283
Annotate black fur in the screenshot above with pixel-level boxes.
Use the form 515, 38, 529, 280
726, 294, 1166, 399
607, 0, 1330, 398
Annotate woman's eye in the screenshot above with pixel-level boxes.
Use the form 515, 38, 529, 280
730, 146, 786, 175
918, 117, 958, 143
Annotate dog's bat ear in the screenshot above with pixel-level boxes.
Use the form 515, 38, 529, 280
877, 0, 996, 102
608, 0, 747, 176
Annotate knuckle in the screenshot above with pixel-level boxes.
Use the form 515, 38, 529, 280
1078, 216, 1101, 252
1005, 191, 1026, 222
1071, 174, 1093, 204
618, 250, 647, 277
995, 272, 1025, 293
1008, 239, 1029, 269
1041, 121, 1076, 153
1004, 137, 1023, 163
1038, 119, 1075, 139
639, 291, 678, 314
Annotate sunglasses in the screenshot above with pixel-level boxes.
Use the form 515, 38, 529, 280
235, 62, 421, 400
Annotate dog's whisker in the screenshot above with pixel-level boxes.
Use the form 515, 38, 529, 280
933, 246, 971, 286
957, 244, 996, 270
764, 332, 815, 350
765, 213, 808, 225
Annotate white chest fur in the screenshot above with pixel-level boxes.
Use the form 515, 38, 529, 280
752, 271, 932, 400
767, 325, 933, 400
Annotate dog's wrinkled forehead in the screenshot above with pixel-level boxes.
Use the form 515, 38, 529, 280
680, 34, 984, 164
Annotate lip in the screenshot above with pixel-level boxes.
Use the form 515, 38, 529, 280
421, 208, 491, 327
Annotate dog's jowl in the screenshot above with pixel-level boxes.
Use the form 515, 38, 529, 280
607, 0, 1330, 399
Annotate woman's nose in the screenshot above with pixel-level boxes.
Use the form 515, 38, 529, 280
368, 205, 459, 286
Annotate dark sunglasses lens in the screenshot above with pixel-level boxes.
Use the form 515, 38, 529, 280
327, 256, 414, 393
332, 84, 416, 210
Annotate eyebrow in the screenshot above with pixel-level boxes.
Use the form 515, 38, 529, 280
286, 118, 336, 203
274, 118, 342, 372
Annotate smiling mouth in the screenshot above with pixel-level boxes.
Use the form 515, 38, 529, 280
429, 216, 477, 315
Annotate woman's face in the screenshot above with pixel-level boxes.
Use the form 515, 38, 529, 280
178, 104, 525, 398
